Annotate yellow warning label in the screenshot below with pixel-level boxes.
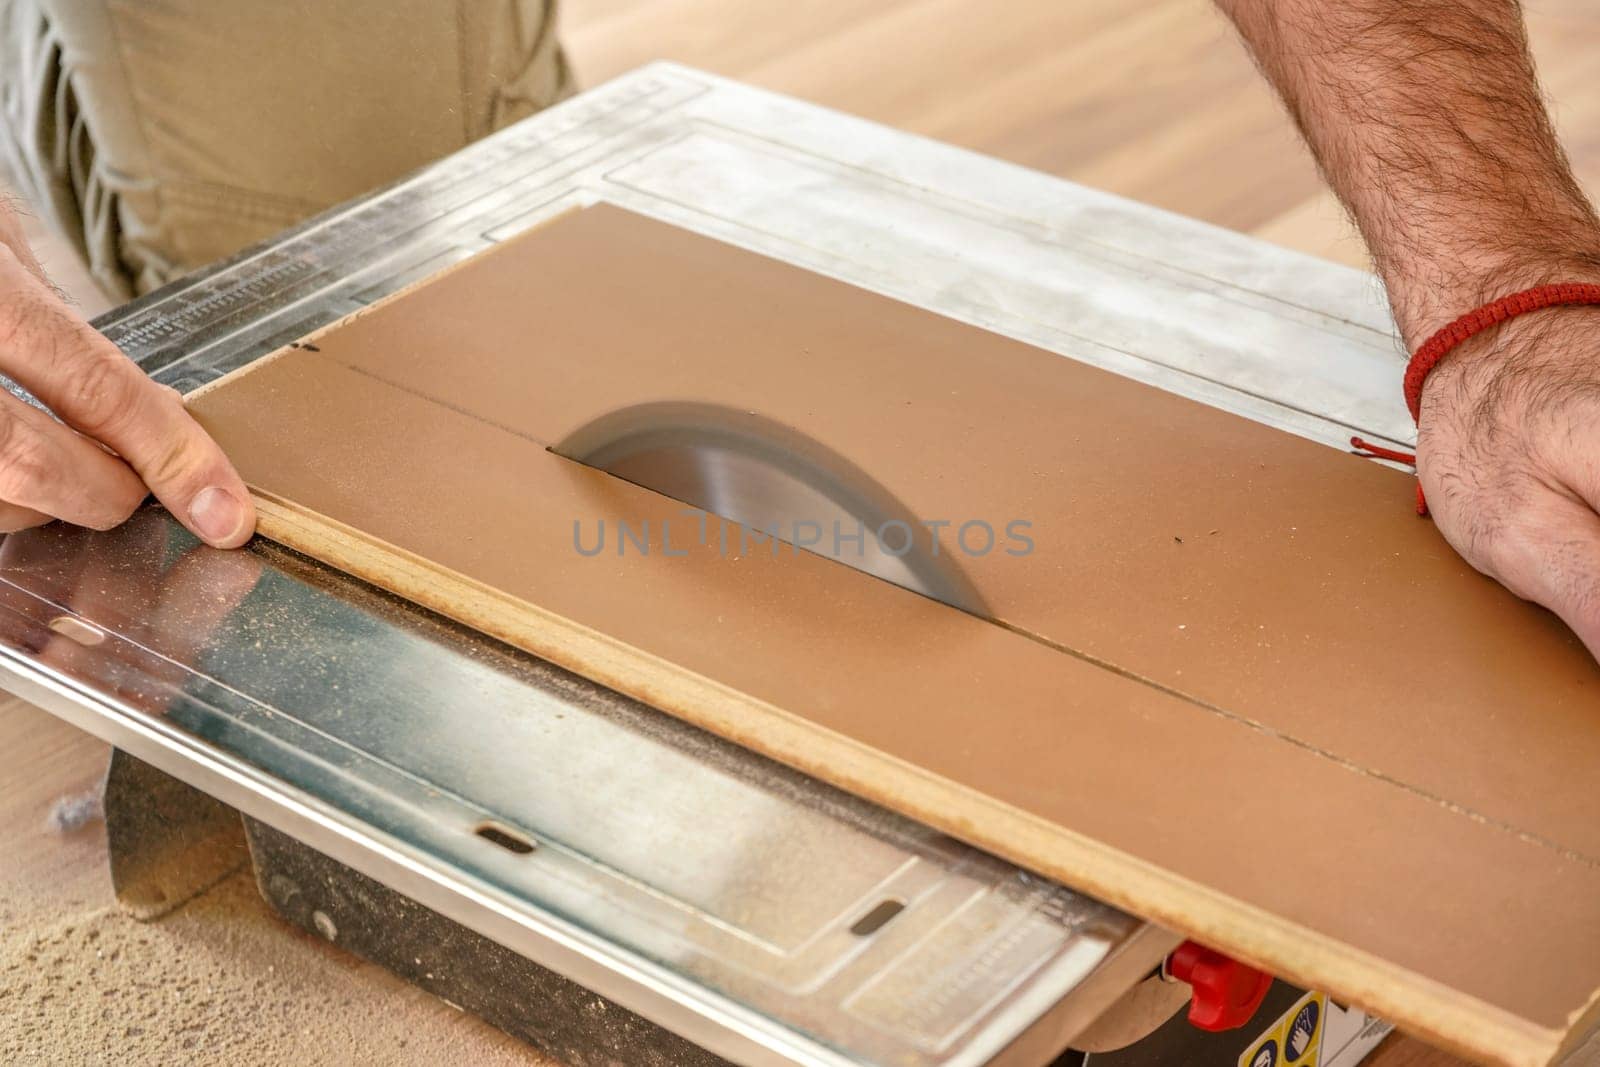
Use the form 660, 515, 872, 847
1239, 992, 1326, 1067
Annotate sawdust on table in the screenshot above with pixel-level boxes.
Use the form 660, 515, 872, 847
0, 872, 554, 1066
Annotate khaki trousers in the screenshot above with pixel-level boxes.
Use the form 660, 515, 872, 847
0, 0, 573, 300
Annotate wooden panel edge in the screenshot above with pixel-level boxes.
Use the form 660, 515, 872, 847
1554, 985, 1600, 1063
248, 491, 1569, 1067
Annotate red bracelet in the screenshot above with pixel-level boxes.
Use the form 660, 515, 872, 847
1351, 281, 1600, 515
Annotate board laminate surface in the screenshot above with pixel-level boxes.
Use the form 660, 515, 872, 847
189, 205, 1600, 1066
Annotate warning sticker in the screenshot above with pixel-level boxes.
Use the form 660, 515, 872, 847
1240, 992, 1326, 1067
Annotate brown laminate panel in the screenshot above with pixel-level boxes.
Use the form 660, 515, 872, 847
188, 206, 1600, 1062
298, 206, 1600, 866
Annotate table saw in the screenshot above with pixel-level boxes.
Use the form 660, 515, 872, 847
0, 64, 1437, 1065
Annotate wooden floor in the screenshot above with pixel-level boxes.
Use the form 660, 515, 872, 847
4, 1, 1600, 1064
563, 0, 1600, 273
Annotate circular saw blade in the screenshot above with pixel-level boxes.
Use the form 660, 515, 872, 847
553, 401, 991, 618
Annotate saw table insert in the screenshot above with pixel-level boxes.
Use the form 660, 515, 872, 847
188, 191, 1600, 1065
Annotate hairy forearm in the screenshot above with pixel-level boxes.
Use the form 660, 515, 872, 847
1216, 0, 1600, 345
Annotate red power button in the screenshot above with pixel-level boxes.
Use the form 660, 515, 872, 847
1165, 940, 1273, 1032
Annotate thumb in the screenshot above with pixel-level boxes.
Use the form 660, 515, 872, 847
1475, 491, 1600, 657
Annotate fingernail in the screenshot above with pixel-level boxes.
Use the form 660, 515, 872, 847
189, 487, 247, 546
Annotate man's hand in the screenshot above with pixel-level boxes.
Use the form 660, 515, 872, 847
1216, 0, 1600, 657
0, 199, 254, 547
1418, 307, 1600, 652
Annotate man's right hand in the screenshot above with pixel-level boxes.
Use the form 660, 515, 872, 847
0, 201, 255, 547
1416, 304, 1600, 658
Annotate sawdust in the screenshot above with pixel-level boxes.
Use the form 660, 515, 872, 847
0, 698, 555, 1065
0, 873, 550, 1066
45, 789, 103, 833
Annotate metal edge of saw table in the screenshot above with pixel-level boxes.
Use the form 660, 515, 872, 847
0, 512, 1157, 1067
0, 67, 1228, 1067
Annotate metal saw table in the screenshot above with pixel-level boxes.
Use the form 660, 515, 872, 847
0, 65, 1414, 1066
